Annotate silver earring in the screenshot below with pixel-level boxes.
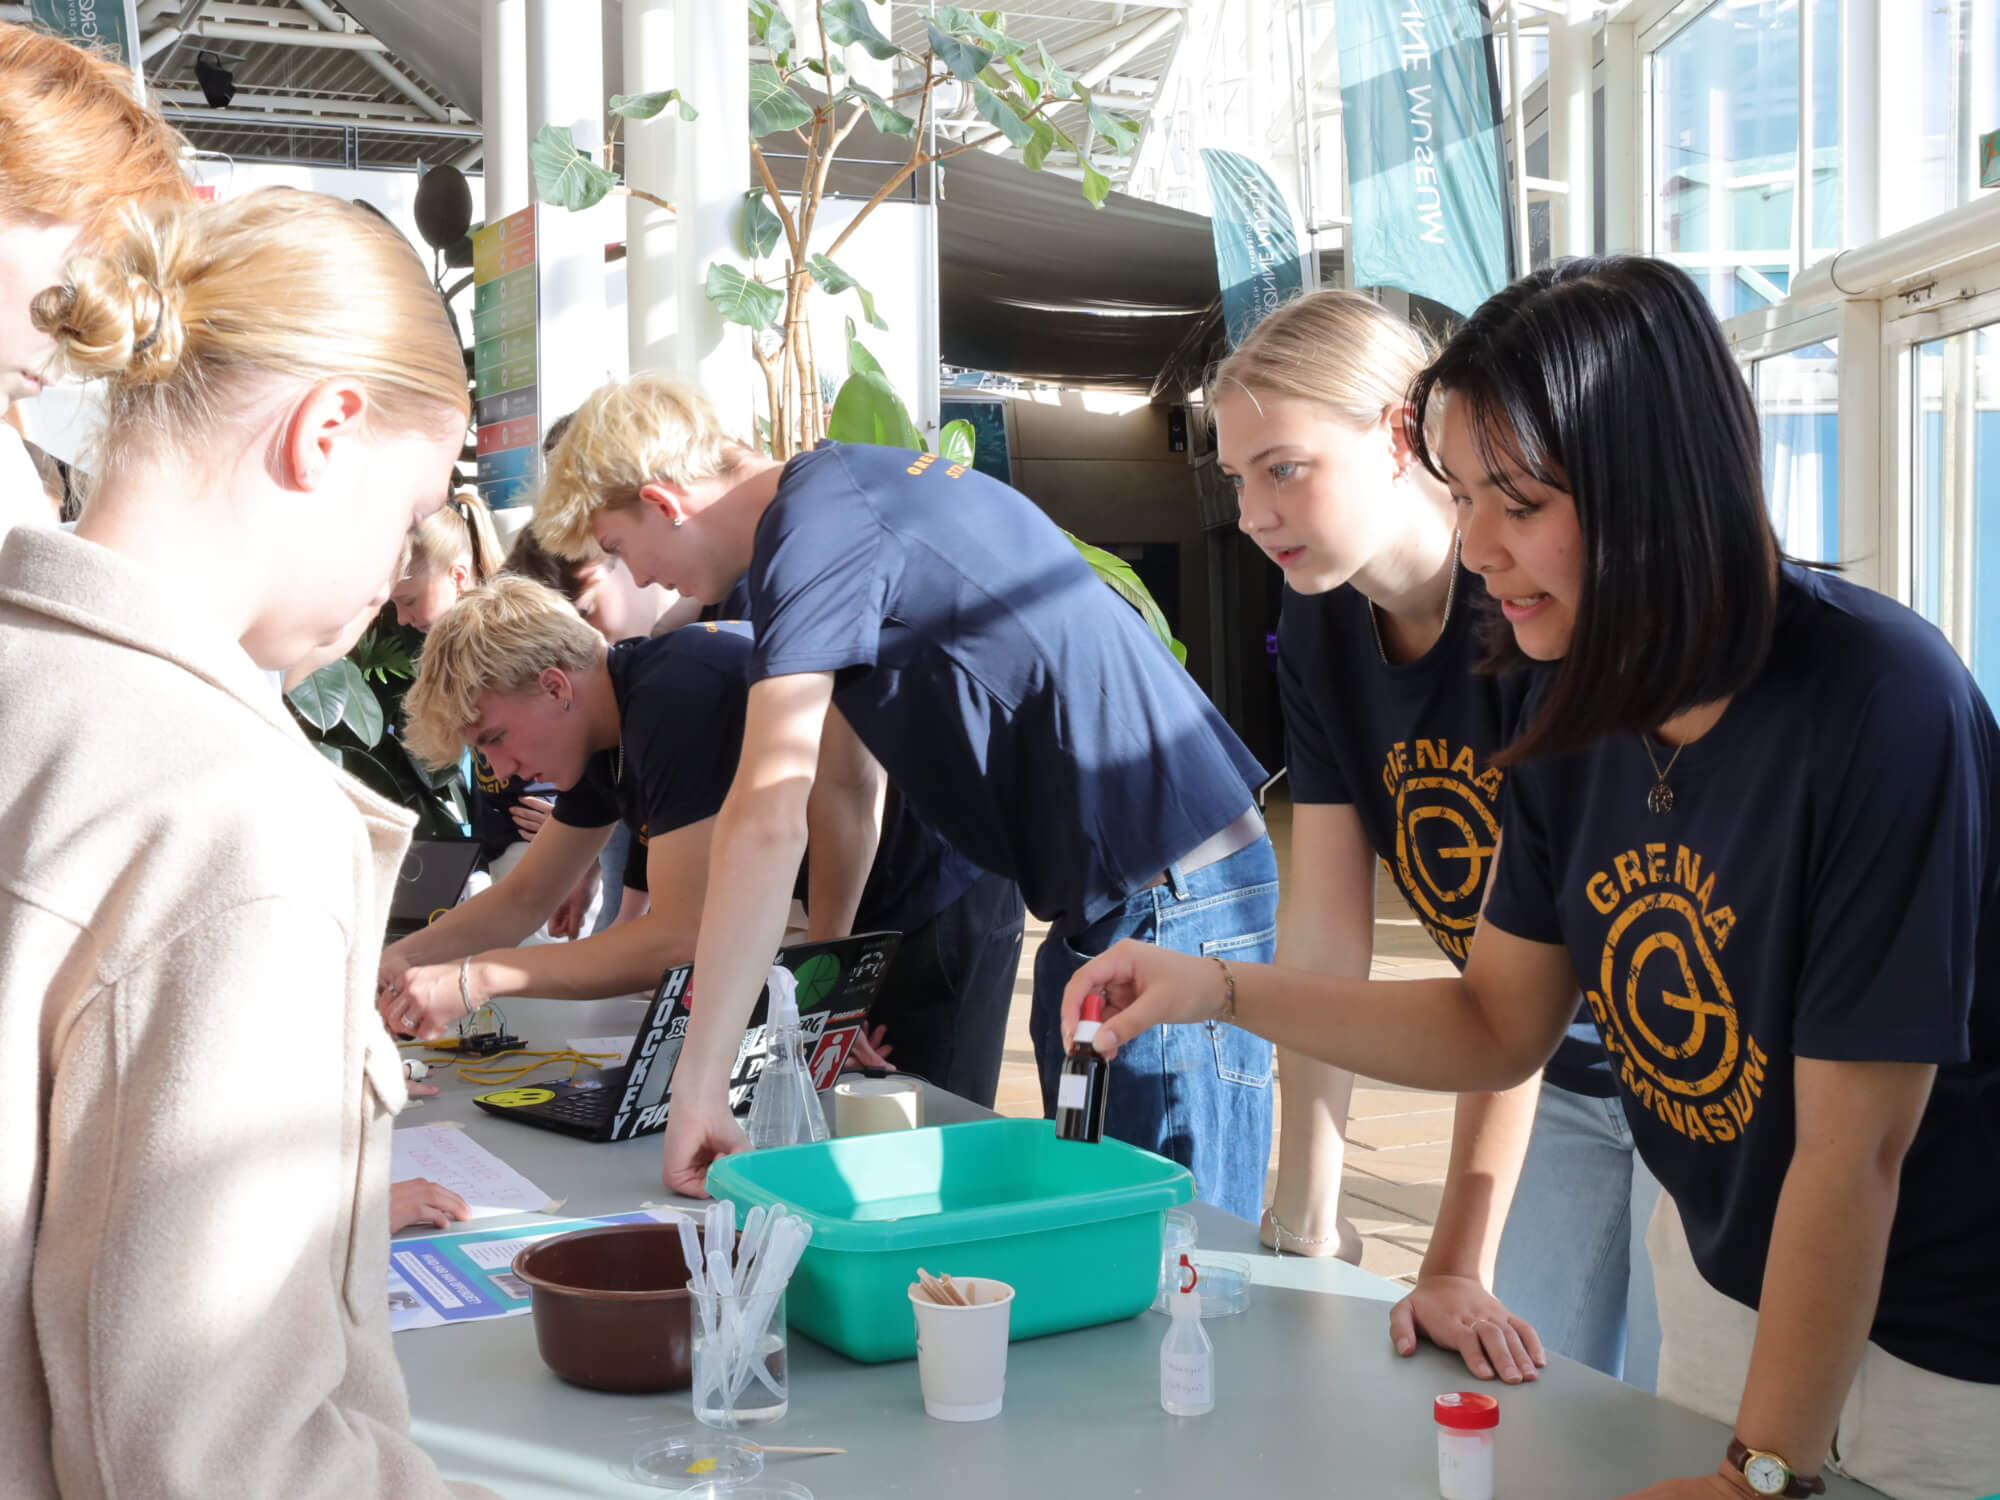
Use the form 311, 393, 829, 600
563, 700, 571, 712
672, 517, 684, 529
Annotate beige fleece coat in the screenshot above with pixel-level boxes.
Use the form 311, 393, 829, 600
0, 527, 495, 1498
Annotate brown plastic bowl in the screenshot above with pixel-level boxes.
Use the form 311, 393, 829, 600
511, 1223, 707, 1393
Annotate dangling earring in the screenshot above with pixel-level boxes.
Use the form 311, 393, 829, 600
672, 517, 684, 529
562, 700, 571, 713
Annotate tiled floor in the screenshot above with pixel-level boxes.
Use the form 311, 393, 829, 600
992, 793, 1459, 1286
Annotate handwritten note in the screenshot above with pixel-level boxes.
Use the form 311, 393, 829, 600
391, 1124, 554, 1219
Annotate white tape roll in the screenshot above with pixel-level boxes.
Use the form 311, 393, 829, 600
833, 1076, 924, 1137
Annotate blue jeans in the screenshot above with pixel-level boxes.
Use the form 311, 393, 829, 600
1493, 1080, 1663, 1390
1030, 837, 1279, 1223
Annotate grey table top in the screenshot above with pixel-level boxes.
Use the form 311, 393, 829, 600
396, 994, 1881, 1499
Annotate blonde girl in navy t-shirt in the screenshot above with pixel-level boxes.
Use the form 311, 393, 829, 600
1215, 292, 1658, 1390
1062, 257, 1999, 1500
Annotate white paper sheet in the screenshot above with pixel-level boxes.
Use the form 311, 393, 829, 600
565, 1034, 637, 1065
390, 1123, 554, 1219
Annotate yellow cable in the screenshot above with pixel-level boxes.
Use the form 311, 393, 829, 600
458, 1048, 624, 1086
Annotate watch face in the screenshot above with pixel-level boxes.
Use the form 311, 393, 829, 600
1744, 1455, 1790, 1495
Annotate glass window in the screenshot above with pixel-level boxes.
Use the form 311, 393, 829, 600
1754, 341, 1839, 561
1913, 0, 2000, 224
1912, 323, 2000, 706
1651, 0, 1841, 316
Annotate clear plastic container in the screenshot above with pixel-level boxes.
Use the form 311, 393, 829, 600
1186, 1251, 1252, 1318
690, 1289, 788, 1429
1152, 1208, 1199, 1313
628, 1436, 763, 1491
746, 968, 828, 1151
678, 1484, 813, 1500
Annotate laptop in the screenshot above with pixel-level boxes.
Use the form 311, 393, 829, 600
472, 931, 901, 1142
386, 838, 485, 943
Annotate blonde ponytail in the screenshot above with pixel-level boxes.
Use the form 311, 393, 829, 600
1211, 290, 1434, 430
405, 487, 502, 585
32, 188, 468, 485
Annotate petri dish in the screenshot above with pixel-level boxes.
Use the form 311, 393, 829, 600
679, 1483, 814, 1500
629, 1436, 764, 1490
1189, 1250, 1252, 1318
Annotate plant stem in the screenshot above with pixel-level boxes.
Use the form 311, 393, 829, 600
751, 144, 805, 263
616, 184, 678, 215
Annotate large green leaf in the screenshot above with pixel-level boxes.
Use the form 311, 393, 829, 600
749, 0, 794, 60
1068, 534, 1186, 663
827, 370, 924, 451
939, 419, 976, 465
610, 88, 698, 122
1081, 157, 1112, 208
937, 6, 1025, 56
926, 20, 991, 81
739, 187, 784, 259
837, 80, 914, 136
1007, 53, 1041, 106
808, 253, 887, 330
529, 124, 620, 211
704, 263, 785, 330
820, 0, 899, 60
972, 80, 1035, 148
1036, 39, 1078, 99
335, 658, 386, 745
1022, 114, 1057, 172
1083, 87, 1142, 155
845, 315, 885, 378
287, 661, 350, 734
749, 62, 814, 135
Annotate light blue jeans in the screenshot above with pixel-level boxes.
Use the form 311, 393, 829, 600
1030, 838, 1280, 1224
1493, 1080, 1663, 1391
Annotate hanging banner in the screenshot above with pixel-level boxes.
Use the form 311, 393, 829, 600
1200, 148, 1310, 349
26, 0, 143, 75
1332, 0, 1513, 316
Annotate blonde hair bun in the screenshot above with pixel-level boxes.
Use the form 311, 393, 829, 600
34, 245, 187, 385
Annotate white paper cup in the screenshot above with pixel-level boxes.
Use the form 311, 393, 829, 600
908, 1277, 1015, 1422
833, 1077, 923, 1137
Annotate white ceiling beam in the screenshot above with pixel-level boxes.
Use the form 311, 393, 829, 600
287, 0, 452, 123
153, 85, 434, 119
1076, 13, 1179, 88
163, 19, 388, 51
159, 104, 480, 139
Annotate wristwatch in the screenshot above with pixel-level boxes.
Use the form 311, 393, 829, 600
1726, 1438, 1826, 1497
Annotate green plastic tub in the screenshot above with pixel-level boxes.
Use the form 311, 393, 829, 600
705, 1118, 1193, 1363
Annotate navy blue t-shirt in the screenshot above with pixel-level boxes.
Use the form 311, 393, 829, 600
1278, 576, 1610, 1097
1484, 565, 2000, 1383
743, 442, 1266, 929
554, 622, 974, 934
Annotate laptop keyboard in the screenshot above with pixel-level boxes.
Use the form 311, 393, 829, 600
543, 1092, 612, 1125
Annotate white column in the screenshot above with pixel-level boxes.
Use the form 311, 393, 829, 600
669, 0, 752, 437
525, 0, 610, 429
480, 0, 527, 221
1601, 20, 1640, 253
623, 0, 678, 374
1546, 3, 1595, 259
1839, 0, 1878, 251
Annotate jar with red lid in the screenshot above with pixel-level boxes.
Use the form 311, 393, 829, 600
1434, 1390, 1499, 1500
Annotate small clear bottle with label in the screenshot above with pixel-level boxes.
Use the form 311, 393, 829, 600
1054, 993, 1110, 1143
1159, 1253, 1214, 1416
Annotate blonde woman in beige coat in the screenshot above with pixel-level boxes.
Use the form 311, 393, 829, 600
0, 188, 495, 1497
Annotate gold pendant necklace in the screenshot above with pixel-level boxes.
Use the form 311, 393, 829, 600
1367, 532, 1462, 667
1642, 734, 1686, 816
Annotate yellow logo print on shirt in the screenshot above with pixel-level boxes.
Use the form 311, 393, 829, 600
1581, 843, 1768, 1145
1378, 737, 1502, 963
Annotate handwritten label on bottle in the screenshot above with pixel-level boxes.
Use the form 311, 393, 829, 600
1056, 1073, 1088, 1109
1160, 1351, 1212, 1408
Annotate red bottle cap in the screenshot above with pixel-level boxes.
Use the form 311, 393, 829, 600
1081, 993, 1104, 1023
1433, 1392, 1500, 1431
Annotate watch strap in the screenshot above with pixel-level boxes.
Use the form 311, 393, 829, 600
1726, 1438, 1827, 1498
